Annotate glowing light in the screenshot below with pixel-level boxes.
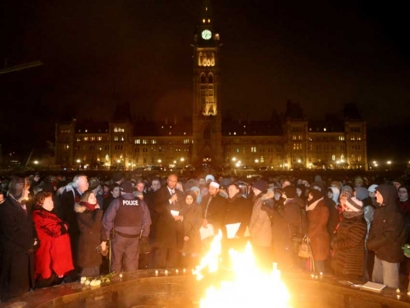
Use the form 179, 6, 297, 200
387, 161, 392, 165
195, 232, 291, 308
33, 160, 39, 165
232, 157, 237, 162
158, 159, 162, 163
76, 159, 81, 163
180, 157, 185, 162
297, 159, 301, 163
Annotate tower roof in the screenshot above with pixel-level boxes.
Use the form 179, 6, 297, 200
199, 0, 213, 26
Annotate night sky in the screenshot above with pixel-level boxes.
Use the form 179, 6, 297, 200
1, 0, 409, 161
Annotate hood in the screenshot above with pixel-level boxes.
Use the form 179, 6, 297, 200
355, 187, 369, 201
377, 184, 398, 207
328, 186, 340, 204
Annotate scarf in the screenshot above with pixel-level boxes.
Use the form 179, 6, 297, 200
79, 201, 97, 211
343, 210, 363, 219
306, 197, 323, 211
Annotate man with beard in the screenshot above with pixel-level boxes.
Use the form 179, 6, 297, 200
200, 181, 227, 251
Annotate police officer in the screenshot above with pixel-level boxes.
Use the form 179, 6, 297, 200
102, 180, 151, 272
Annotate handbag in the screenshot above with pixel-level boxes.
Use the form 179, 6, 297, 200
298, 236, 311, 259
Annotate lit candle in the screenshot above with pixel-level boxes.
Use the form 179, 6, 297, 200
176, 269, 179, 274
183, 268, 186, 274
165, 270, 168, 276
311, 274, 314, 279
315, 275, 318, 279
396, 288, 400, 293
396, 295, 401, 300
119, 273, 123, 279
155, 270, 159, 276
319, 272, 323, 278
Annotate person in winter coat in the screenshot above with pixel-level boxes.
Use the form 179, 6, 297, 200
249, 180, 273, 269
32, 191, 73, 288
75, 190, 105, 277
0, 177, 38, 301
325, 187, 340, 237
269, 186, 304, 271
367, 184, 407, 288
224, 183, 253, 242
306, 189, 330, 273
153, 174, 185, 268
180, 192, 203, 268
331, 194, 367, 280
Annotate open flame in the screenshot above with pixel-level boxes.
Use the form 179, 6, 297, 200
194, 231, 291, 308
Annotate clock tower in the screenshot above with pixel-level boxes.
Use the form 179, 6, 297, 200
192, 0, 223, 168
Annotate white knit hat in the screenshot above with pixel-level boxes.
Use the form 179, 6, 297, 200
209, 181, 220, 189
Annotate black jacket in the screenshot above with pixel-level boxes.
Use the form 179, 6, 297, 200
367, 184, 407, 263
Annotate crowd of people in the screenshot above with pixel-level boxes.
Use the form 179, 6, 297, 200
0, 171, 409, 302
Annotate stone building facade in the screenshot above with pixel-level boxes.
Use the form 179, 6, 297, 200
55, 1, 367, 171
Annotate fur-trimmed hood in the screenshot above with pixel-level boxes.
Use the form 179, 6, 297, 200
74, 202, 87, 213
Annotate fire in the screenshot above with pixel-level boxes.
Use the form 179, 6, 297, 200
194, 231, 291, 308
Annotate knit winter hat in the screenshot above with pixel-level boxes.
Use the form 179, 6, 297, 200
345, 196, 363, 212
283, 186, 297, 198
253, 180, 268, 192
209, 181, 220, 189
340, 189, 352, 199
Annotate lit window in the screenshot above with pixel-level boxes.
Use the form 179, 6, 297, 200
143, 140, 147, 144
84, 137, 88, 141
135, 139, 140, 144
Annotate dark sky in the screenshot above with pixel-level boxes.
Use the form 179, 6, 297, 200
1, 0, 410, 156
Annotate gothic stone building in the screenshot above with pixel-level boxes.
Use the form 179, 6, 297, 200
55, 2, 368, 171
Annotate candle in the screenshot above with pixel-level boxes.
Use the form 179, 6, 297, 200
165, 270, 168, 276
119, 273, 123, 279
396, 288, 400, 293
311, 274, 314, 279
176, 269, 179, 274
155, 270, 159, 276
319, 272, 323, 278
183, 268, 186, 274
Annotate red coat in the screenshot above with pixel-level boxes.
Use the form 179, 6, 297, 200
32, 208, 74, 279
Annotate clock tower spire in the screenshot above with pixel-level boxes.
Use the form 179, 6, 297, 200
192, 0, 223, 168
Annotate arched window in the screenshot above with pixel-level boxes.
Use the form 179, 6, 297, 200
208, 73, 213, 83
200, 74, 206, 83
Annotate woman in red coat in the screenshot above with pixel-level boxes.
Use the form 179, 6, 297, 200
32, 191, 73, 288
306, 189, 330, 273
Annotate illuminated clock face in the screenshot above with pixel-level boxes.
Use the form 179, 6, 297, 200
201, 29, 212, 40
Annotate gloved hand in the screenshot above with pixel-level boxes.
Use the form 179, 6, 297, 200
402, 244, 410, 258
26, 239, 40, 255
